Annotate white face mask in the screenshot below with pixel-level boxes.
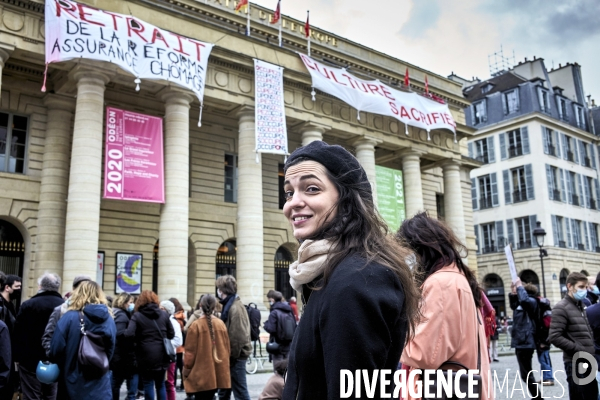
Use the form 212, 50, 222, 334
217, 289, 223, 299
269, 301, 274, 306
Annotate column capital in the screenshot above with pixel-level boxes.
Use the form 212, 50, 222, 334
350, 136, 382, 149
0, 43, 14, 67
160, 87, 194, 107
294, 121, 331, 134
43, 94, 75, 112
440, 159, 462, 171
69, 65, 112, 87
234, 105, 254, 121
399, 149, 426, 161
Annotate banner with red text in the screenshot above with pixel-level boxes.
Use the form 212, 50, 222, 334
45, 0, 213, 113
299, 54, 456, 133
103, 107, 165, 203
254, 59, 288, 156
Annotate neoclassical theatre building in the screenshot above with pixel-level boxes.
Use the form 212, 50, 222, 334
0, 0, 478, 309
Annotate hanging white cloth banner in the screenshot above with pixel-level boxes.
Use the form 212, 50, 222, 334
298, 53, 456, 133
254, 59, 289, 156
44, 0, 214, 126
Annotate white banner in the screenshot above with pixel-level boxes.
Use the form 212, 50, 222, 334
299, 54, 456, 133
45, 0, 214, 124
254, 59, 288, 155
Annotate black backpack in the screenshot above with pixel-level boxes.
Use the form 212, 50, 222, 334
245, 303, 261, 342
276, 310, 297, 344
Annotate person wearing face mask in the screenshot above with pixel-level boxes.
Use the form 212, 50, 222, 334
549, 272, 598, 399
0, 273, 21, 333
263, 290, 295, 368
584, 276, 599, 306
111, 293, 138, 400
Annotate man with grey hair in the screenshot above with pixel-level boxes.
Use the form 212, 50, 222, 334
14, 273, 64, 399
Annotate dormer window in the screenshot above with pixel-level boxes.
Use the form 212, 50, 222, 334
472, 100, 487, 125
573, 105, 586, 129
556, 96, 568, 121
481, 84, 494, 94
503, 89, 520, 114
538, 87, 551, 113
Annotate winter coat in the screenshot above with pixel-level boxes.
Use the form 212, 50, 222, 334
222, 297, 251, 360
258, 373, 284, 400
184, 309, 203, 333
174, 310, 186, 353
183, 315, 230, 393
508, 286, 537, 349
282, 254, 408, 400
13, 290, 64, 370
124, 303, 174, 371
43, 302, 70, 357
110, 308, 136, 373
585, 302, 600, 366
264, 301, 294, 352
549, 294, 595, 362
400, 264, 492, 400
48, 305, 116, 400
0, 296, 15, 335
0, 320, 10, 388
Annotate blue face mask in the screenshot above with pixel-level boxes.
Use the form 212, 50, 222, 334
127, 303, 135, 312
574, 289, 588, 301
593, 286, 600, 295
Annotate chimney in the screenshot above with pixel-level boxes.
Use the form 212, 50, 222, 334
525, 57, 528, 62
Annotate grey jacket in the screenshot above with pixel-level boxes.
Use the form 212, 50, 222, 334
549, 295, 595, 362
42, 302, 69, 357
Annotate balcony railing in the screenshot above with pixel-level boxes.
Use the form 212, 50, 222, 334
577, 243, 586, 251
572, 194, 580, 206
547, 144, 556, 157
551, 189, 561, 201
559, 241, 566, 248
479, 196, 493, 209
567, 151, 574, 162
482, 245, 496, 254
584, 157, 591, 168
518, 240, 532, 249
513, 189, 527, 203
508, 146, 523, 158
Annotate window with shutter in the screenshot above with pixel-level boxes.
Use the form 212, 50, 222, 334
487, 137, 496, 163
506, 219, 514, 247
583, 222, 590, 251
511, 166, 527, 203
555, 216, 565, 247
538, 88, 550, 112
529, 215, 537, 246
515, 217, 532, 249
500, 133, 507, 160
554, 131, 561, 158
578, 140, 589, 167
474, 224, 480, 254
503, 170, 511, 204
561, 134, 570, 161
551, 215, 559, 247
481, 223, 495, 253
504, 89, 519, 114
495, 221, 504, 249
571, 137, 580, 164
468, 142, 474, 158
565, 218, 573, 248
589, 223, 599, 251
524, 164, 534, 200
474, 100, 487, 124
559, 169, 567, 203
591, 145, 597, 169
471, 178, 478, 210
507, 129, 523, 158
583, 176, 592, 209
491, 173, 499, 207
478, 175, 493, 209
565, 172, 574, 205
595, 179, 600, 210
521, 126, 530, 155
546, 164, 554, 200
576, 173, 583, 207
474, 139, 489, 164
572, 219, 582, 249
542, 127, 549, 155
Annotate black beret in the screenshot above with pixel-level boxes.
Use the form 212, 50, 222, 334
284, 140, 372, 201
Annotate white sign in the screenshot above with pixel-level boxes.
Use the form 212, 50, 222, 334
299, 54, 456, 133
504, 244, 519, 283
45, 0, 214, 124
254, 59, 288, 156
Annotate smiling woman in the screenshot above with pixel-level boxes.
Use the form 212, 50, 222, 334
280, 140, 421, 400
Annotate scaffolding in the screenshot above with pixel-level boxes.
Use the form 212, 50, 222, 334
488, 45, 516, 77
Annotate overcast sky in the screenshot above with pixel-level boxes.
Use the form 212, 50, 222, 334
250, 0, 600, 103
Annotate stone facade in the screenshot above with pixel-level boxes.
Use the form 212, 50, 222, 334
0, 0, 477, 309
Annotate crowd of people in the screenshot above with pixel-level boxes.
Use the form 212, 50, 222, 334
0, 140, 598, 400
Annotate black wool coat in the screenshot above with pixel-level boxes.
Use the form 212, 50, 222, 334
110, 308, 136, 372
13, 290, 64, 370
125, 303, 174, 372
282, 254, 407, 400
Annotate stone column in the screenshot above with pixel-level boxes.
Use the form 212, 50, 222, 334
442, 160, 466, 243
236, 106, 264, 306
298, 122, 329, 146
62, 68, 110, 286
401, 151, 424, 217
353, 137, 379, 204
158, 89, 194, 302
36, 95, 75, 277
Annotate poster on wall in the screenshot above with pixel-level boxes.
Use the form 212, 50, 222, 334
115, 253, 142, 294
254, 59, 288, 156
97, 251, 105, 288
103, 107, 165, 203
375, 166, 406, 232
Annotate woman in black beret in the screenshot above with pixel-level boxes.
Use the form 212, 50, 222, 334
281, 140, 421, 400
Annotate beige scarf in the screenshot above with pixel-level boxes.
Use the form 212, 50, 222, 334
289, 239, 333, 292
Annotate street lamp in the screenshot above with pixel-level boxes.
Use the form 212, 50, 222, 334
532, 221, 548, 298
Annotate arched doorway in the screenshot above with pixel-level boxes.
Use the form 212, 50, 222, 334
483, 273, 506, 317
0, 219, 25, 310
560, 268, 569, 298
519, 269, 540, 293
274, 246, 294, 301
216, 240, 236, 278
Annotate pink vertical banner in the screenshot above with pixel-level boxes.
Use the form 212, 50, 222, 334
103, 107, 165, 203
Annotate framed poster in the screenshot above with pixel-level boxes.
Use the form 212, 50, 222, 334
97, 251, 105, 288
115, 253, 142, 294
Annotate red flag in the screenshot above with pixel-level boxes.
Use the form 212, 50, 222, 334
425, 75, 429, 96
271, 0, 280, 24
235, 0, 248, 13
404, 68, 410, 87
305, 11, 310, 37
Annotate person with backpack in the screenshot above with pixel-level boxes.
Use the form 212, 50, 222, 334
263, 291, 296, 366
534, 295, 554, 386
48, 281, 116, 400
245, 302, 261, 349
508, 279, 541, 399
